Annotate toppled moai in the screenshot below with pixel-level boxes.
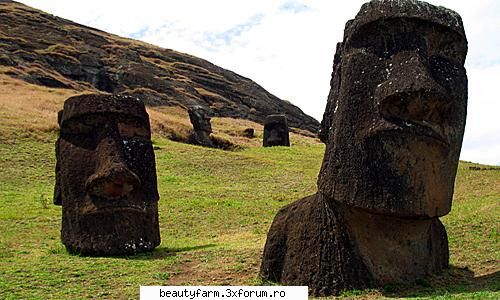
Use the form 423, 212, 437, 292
54, 94, 160, 255
188, 105, 214, 147
263, 114, 290, 147
260, 0, 468, 296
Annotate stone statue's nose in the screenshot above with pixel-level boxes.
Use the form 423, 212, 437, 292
376, 52, 440, 94
375, 51, 450, 125
86, 137, 141, 199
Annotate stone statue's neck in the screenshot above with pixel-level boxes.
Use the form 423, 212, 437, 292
339, 204, 448, 284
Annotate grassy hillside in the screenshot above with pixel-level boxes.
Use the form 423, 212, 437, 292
0, 78, 499, 299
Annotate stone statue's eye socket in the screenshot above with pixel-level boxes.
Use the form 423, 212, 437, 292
429, 55, 465, 90
117, 122, 149, 138
121, 137, 154, 175
350, 20, 429, 59
60, 122, 98, 149
61, 122, 93, 135
429, 39, 465, 64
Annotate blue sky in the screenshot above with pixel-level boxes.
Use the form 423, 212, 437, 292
18, 0, 500, 165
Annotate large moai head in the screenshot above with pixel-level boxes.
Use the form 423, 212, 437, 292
263, 114, 290, 147
54, 94, 160, 255
318, 0, 468, 218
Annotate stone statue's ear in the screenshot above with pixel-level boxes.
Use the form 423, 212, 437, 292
54, 139, 62, 206
319, 43, 343, 144
319, 106, 332, 144
54, 177, 62, 205
57, 110, 63, 126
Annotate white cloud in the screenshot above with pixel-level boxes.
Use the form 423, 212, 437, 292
461, 64, 500, 165
17, 0, 500, 165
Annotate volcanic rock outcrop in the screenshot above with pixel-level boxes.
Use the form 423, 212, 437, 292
242, 128, 255, 138
260, 0, 468, 296
0, 0, 319, 133
54, 94, 160, 255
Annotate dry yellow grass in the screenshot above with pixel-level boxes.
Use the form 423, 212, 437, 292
0, 72, 193, 143
0, 73, 79, 142
147, 106, 192, 141
0, 72, 319, 148
211, 117, 264, 147
148, 107, 288, 148
35, 44, 82, 61
140, 55, 175, 72
194, 87, 227, 101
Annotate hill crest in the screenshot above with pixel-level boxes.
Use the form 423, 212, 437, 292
0, 0, 319, 133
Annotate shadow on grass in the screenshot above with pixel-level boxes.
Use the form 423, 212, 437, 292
382, 265, 499, 298
123, 244, 217, 260
61, 243, 217, 259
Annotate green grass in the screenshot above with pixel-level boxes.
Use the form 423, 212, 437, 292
0, 134, 498, 299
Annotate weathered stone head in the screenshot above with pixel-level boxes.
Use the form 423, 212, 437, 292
54, 94, 160, 255
187, 105, 214, 147
261, 1, 467, 295
318, 0, 468, 218
188, 105, 212, 133
263, 114, 290, 147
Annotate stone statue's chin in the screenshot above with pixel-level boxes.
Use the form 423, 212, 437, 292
367, 136, 453, 217
82, 206, 147, 217
76, 209, 152, 238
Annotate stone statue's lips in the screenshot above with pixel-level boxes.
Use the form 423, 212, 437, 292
383, 116, 450, 148
79, 194, 148, 216
84, 206, 146, 216
366, 117, 450, 150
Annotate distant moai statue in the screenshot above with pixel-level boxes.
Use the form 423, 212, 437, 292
263, 114, 290, 147
54, 94, 160, 255
188, 105, 214, 147
260, 0, 468, 296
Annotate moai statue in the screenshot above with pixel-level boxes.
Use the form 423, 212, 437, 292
54, 94, 160, 255
260, 0, 468, 296
263, 114, 290, 147
188, 105, 214, 147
